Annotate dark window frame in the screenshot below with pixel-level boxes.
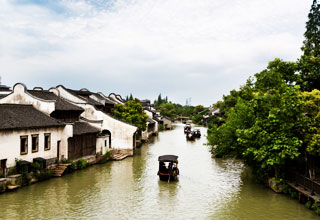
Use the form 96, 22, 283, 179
31, 134, 39, 153
44, 133, 51, 151
20, 136, 28, 155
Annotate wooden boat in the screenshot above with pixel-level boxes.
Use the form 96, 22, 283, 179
186, 131, 195, 141
184, 124, 191, 134
194, 129, 201, 138
157, 155, 179, 183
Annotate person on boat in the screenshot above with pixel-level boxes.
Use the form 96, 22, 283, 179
168, 162, 173, 175
159, 162, 166, 173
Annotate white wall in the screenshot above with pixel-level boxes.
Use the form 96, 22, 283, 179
0, 126, 72, 168
96, 135, 110, 155
141, 129, 148, 141
144, 110, 153, 118
144, 110, 159, 135
162, 118, 172, 129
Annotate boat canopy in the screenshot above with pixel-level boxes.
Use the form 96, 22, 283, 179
158, 155, 178, 162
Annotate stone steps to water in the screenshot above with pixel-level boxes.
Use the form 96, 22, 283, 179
52, 163, 71, 177
111, 153, 129, 161
7, 185, 21, 190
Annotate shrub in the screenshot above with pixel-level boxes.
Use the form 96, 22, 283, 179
98, 151, 113, 164
70, 162, 77, 171
7, 167, 17, 176
31, 162, 40, 173
62, 159, 73, 164
282, 184, 290, 194
315, 207, 320, 215
312, 201, 319, 211
290, 190, 298, 199
37, 170, 53, 181
306, 200, 312, 209
77, 158, 87, 170
21, 172, 31, 186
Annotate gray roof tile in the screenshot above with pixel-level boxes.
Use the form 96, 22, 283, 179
0, 104, 64, 131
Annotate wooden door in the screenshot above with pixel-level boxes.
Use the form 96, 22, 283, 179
57, 141, 61, 161
0, 159, 7, 177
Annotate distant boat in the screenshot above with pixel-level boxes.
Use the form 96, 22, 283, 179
194, 129, 201, 138
184, 124, 191, 134
186, 131, 195, 141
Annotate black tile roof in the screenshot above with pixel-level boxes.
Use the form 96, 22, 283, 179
28, 90, 84, 112
0, 85, 10, 91
109, 93, 125, 104
65, 89, 104, 107
0, 104, 64, 131
92, 93, 115, 105
73, 122, 100, 135
87, 97, 104, 107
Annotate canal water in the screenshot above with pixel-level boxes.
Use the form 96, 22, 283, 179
0, 124, 318, 220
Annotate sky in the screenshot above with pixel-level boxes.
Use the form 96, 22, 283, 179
0, 0, 312, 106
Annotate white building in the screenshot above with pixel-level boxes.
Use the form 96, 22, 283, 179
0, 83, 105, 162
161, 116, 173, 130
54, 85, 138, 155
141, 109, 159, 141
0, 104, 72, 175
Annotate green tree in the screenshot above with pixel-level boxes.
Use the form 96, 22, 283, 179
208, 99, 254, 158
158, 102, 178, 119
299, 0, 320, 91
298, 56, 320, 91
155, 94, 169, 107
299, 89, 320, 179
207, 66, 304, 179
254, 58, 298, 92
239, 85, 303, 178
302, 0, 320, 57
112, 99, 148, 131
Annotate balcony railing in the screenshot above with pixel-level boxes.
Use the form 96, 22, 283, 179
288, 172, 320, 195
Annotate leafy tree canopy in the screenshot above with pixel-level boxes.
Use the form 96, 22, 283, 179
112, 99, 148, 131
300, 89, 320, 155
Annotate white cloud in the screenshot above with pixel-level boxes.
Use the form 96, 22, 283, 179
0, 0, 311, 105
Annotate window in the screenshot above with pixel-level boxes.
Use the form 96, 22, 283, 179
44, 133, 51, 151
31, 134, 39, 153
20, 136, 28, 155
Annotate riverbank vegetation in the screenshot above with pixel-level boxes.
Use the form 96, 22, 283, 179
207, 0, 320, 182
